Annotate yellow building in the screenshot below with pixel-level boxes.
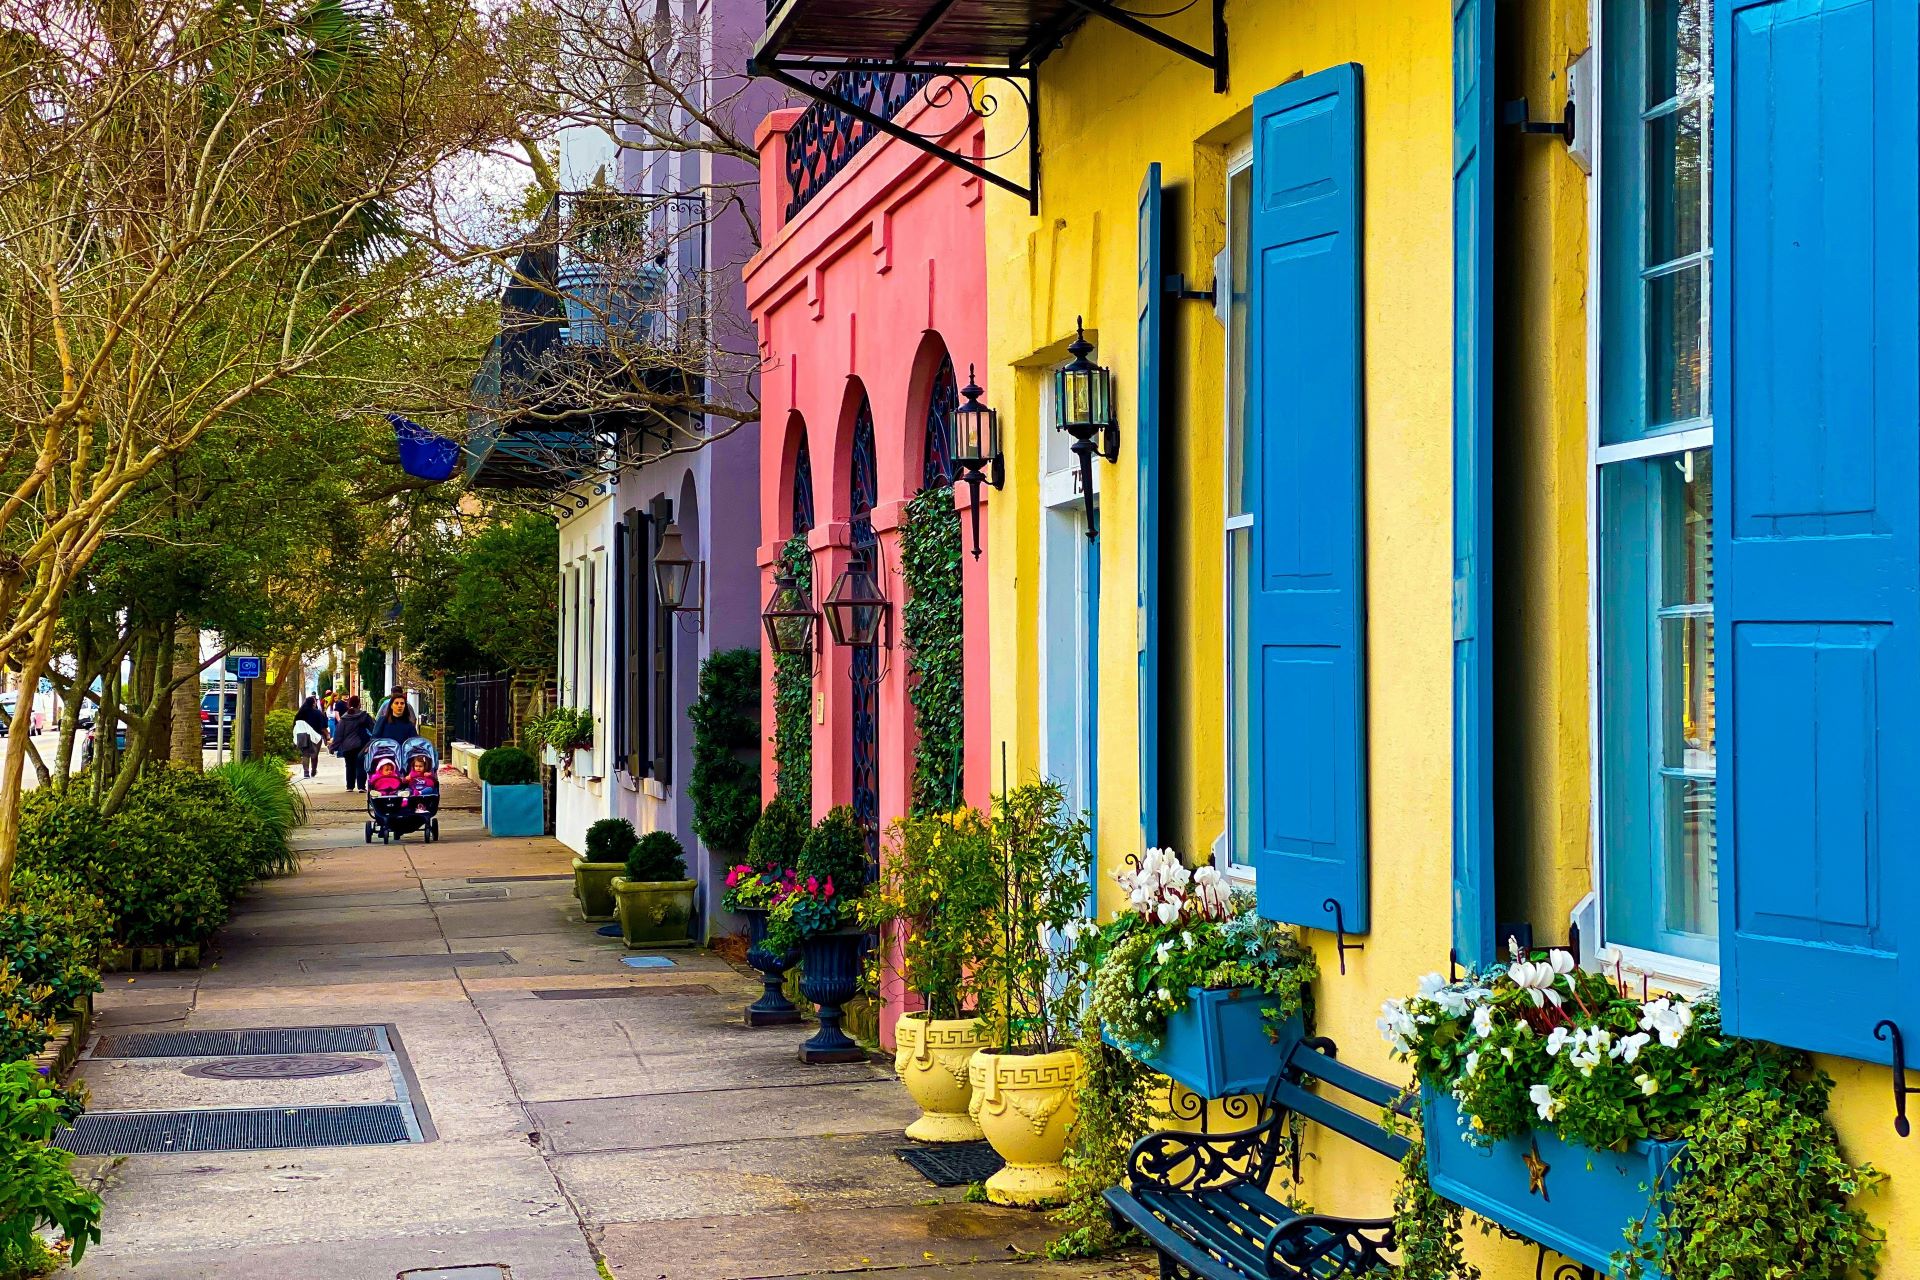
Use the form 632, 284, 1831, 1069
751, 0, 1917, 1268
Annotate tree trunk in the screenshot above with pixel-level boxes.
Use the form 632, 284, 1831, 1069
171, 621, 204, 769
0, 616, 59, 905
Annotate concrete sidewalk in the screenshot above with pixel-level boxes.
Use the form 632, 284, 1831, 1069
70, 754, 1146, 1280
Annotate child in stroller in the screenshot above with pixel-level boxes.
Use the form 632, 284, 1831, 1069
364, 737, 443, 844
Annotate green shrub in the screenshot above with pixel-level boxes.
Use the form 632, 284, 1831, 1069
12, 873, 113, 973
687, 648, 760, 853
262, 708, 298, 762
210, 759, 303, 877
626, 831, 687, 883
0, 871, 111, 1061
746, 796, 809, 875
584, 818, 637, 863
799, 806, 868, 898
478, 745, 537, 785
0, 1062, 101, 1269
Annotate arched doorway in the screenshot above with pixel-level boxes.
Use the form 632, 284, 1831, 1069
849, 396, 879, 862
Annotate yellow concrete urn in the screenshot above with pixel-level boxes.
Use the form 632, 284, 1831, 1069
894, 1014, 988, 1143
967, 1046, 1082, 1207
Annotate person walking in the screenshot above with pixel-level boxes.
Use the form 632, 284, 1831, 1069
371, 690, 419, 744
334, 695, 376, 791
292, 695, 330, 779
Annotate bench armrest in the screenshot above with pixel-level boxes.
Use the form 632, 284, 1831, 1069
1125, 1116, 1282, 1193
1264, 1213, 1396, 1280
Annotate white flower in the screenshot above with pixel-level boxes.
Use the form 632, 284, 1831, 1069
1639, 997, 1694, 1049
1464, 1050, 1481, 1076
1616, 1032, 1650, 1063
1507, 959, 1565, 1009
1417, 973, 1448, 999
1154, 940, 1174, 962
1507, 936, 1525, 962
1156, 901, 1180, 925
1544, 1026, 1572, 1057
1501, 1046, 1514, 1062
1061, 920, 1083, 944
1548, 949, 1577, 977
1529, 1084, 1561, 1122
1472, 1005, 1496, 1039
1156, 986, 1173, 1004
1636, 1073, 1659, 1097
1377, 999, 1419, 1054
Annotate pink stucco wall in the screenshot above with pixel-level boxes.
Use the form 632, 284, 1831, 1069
743, 92, 992, 1046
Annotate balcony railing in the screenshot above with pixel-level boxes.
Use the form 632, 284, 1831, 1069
784, 71, 930, 220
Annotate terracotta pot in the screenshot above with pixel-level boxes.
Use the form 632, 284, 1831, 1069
895, 1013, 988, 1143
968, 1046, 1082, 1207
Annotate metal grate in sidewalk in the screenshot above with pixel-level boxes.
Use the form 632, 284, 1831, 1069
896, 1141, 1004, 1187
93, 1026, 381, 1058
55, 1103, 413, 1155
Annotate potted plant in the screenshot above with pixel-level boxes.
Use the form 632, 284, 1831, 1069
967, 779, 1090, 1207
610, 831, 696, 948
1090, 848, 1316, 1099
477, 746, 543, 837
765, 806, 870, 1064
1381, 943, 1883, 1279
862, 806, 1000, 1143
573, 818, 634, 922
724, 796, 809, 1026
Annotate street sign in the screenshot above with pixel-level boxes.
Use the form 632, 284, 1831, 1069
232, 654, 263, 680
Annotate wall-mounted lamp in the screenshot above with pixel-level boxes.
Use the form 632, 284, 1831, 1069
821, 552, 892, 649
949, 365, 1004, 560
652, 522, 704, 629
1052, 318, 1119, 538
761, 570, 819, 656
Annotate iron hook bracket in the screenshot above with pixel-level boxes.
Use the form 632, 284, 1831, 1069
1322, 898, 1363, 975
1873, 1019, 1917, 1136
1163, 272, 1216, 305
1502, 97, 1576, 143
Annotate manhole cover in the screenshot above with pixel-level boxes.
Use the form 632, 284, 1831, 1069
55, 1103, 415, 1154
183, 1054, 383, 1081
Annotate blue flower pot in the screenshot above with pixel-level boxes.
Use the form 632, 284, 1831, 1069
742, 908, 801, 1027
797, 931, 867, 1064
1105, 987, 1305, 1099
1422, 1086, 1683, 1276
483, 782, 544, 837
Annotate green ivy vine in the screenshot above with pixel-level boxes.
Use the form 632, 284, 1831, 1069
771, 533, 813, 814
900, 485, 963, 815
687, 647, 761, 854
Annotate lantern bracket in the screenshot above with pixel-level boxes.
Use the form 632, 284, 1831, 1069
1163, 272, 1215, 305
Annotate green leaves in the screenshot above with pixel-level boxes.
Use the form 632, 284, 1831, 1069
0, 1062, 101, 1268
901, 487, 964, 816
687, 648, 761, 853
771, 534, 814, 813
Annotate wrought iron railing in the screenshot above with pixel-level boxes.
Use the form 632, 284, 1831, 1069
784, 72, 931, 221
450, 673, 513, 749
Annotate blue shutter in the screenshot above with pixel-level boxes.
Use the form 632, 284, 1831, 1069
1137, 163, 1164, 852
1716, 0, 1919, 1062
1451, 0, 1496, 967
1247, 65, 1369, 933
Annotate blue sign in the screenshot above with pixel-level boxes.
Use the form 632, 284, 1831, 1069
233, 655, 263, 680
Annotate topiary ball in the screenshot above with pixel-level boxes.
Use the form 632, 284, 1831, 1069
478, 745, 537, 786
626, 830, 688, 883
797, 805, 868, 899
584, 818, 637, 863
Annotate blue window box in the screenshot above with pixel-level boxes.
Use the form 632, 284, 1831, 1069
1104, 987, 1304, 1099
1423, 1086, 1682, 1276
483, 781, 544, 837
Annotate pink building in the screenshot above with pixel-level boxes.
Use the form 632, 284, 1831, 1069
743, 82, 992, 1045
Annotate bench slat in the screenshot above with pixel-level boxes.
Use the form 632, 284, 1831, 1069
1106, 1187, 1256, 1280
1270, 1081, 1411, 1163
1143, 1189, 1276, 1278
1285, 1046, 1407, 1111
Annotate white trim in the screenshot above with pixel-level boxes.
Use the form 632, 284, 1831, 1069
1221, 144, 1255, 875
1594, 423, 1712, 465
1592, 942, 1718, 998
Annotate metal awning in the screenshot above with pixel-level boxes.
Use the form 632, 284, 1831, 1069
749, 0, 1226, 211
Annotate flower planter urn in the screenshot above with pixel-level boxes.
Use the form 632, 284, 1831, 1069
797, 931, 868, 1064
968, 1047, 1082, 1207
572, 857, 625, 921
1105, 987, 1305, 1100
741, 908, 802, 1027
1422, 1087, 1683, 1276
895, 1013, 989, 1143
483, 781, 544, 837
610, 877, 697, 948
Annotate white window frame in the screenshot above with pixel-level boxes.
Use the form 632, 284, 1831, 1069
1219, 139, 1255, 881
1585, 0, 1719, 989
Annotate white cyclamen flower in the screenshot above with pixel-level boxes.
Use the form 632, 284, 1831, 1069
1529, 1084, 1561, 1122
1636, 1073, 1659, 1097
1377, 1000, 1419, 1054
1471, 1004, 1496, 1039
1156, 901, 1180, 925
1639, 997, 1694, 1049
1547, 949, 1577, 977
1464, 1050, 1481, 1075
1507, 959, 1565, 1009
1501, 1046, 1515, 1063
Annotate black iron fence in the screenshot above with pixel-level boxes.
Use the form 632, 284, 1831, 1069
784, 72, 932, 220
450, 673, 514, 750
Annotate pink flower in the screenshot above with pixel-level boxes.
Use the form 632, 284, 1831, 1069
806, 876, 819, 893
725, 867, 742, 887
822, 876, 835, 898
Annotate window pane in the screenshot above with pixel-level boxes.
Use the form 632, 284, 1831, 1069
1227, 524, 1253, 866
1658, 448, 1713, 606
1646, 0, 1705, 109
1227, 165, 1253, 517
1661, 775, 1718, 939
1660, 614, 1716, 770
1646, 104, 1702, 262
1646, 264, 1704, 424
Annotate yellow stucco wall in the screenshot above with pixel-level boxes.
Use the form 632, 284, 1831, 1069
979, 0, 1915, 1271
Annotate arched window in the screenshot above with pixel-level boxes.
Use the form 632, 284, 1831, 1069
791, 432, 815, 535
921, 355, 958, 490
849, 397, 879, 862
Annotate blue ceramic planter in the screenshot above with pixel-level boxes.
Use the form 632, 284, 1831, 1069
1105, 987, 1304, 1099
483, 782, 544, 837
1423, 1087, 1683, 1276
742, 909, 801, 1027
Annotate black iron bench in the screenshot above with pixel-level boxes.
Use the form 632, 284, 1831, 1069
1103, 1035, 1411, 1280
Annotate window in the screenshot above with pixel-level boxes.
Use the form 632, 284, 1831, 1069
1222, 143, 1253, 872
1595, 0, 1715, 969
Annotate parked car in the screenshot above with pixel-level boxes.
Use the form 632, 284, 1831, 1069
201, 690, 239, 747
0, 693, 46, 734
79, 723, 128, 769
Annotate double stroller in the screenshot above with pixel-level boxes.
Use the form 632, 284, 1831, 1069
364, 736, 442, 844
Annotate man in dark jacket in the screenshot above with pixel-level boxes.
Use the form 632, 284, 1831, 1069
371, 690, 419, 744
334, 696, 376, 791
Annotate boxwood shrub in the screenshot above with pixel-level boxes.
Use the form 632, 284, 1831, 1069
626, 831, 687, 883
478, 745, 537, 786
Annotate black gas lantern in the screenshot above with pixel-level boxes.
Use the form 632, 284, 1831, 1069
949, 364, 1004, 560
761, 571, 818, 656
651, 522, 703, 624
1052, 317, 1119, 538
821, 553, 891, 649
